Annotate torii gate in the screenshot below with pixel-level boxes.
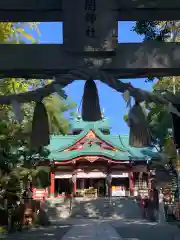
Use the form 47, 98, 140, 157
0, 0, 179, 105
1, 0, 180, 209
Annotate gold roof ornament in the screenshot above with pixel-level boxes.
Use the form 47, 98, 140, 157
101, 108, 105, 119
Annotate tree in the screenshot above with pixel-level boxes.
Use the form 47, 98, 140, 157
0, 23, 76, 207
0, 24, 41, 204
124, 78, 180, 148
132, 21, 180, 147
145, 80, 175, 148
133, 20, 180, 82
133, 19, 180, 143
133, 21, 171, 42
131, 21, 180, 195
0, 22, 39, 43
43, 93, 76, 135
0, 23, 78, 228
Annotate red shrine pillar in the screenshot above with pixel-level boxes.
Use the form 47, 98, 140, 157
73, 182, 77, 194
129, 172, 134, 196
50, 171, 55, 197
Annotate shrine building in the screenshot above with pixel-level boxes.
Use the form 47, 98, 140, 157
47, 115, 159, 198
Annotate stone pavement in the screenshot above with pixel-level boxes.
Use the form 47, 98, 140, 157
3, 219, 180, 240
3, 198, 180, 240
112, 219, 180, 240
4, 224, 71, 240
61, 221, 123, 240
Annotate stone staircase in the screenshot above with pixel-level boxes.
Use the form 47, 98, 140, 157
70, 198, 113, 219
44, 198, 73, 220
44, 197, 142, 221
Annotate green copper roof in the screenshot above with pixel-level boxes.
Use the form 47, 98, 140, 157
70, 118, 111, 130
47, 119, 159, 162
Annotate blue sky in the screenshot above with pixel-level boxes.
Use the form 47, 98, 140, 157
37, 22, 154, 134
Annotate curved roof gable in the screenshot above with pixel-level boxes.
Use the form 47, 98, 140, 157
48, 124, 127, 153
47, 121, 159, 162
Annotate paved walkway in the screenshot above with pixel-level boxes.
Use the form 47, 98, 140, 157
4, 224, 71, 240
3, 198, 180, 240
112, 220, 180, 240
61, 221, 122, 240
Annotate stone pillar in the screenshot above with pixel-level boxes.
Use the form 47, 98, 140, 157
106, 175, 112, 197
129, 172, 134, 196
73, 181, 77, 194
90, 178, 93, 187
50, 171, 55, 197
108, 182, 112, 197
72, 174, 77, 195
105, 181, 108, 197
80, 179, 85, 189
148, 172, 152, 191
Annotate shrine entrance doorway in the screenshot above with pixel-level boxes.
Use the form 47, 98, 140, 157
54, 179, 72, 197
76, 178, 106, 197
111, 177, 130, 196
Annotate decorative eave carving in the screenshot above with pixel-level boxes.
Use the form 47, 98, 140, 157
62, 130, 117, 152
84, 156, 99, 162
54, 156, 130, 165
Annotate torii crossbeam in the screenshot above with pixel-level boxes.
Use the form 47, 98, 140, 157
0, 0, 179, 104
0, 0, 180, 21
0, 42, 180, 79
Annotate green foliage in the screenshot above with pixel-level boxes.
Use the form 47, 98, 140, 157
123, 78, 179, 150
0, 23, 76, 204
133, 21, 180, 149
0, 22, 39, 43
133, 21, 173, 82
133, 21, 171, 42
123, 114, 129, 125
43, 93, 76, 135
32, 167, 50, 188
146, 78, 180, 149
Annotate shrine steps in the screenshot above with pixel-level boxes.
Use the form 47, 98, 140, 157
44, 197, 142, 221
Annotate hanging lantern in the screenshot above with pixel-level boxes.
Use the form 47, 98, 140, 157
128, 101, 151, 148
82, 80, 102, 121
30, 100, 50, 150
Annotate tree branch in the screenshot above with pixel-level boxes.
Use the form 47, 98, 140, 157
0, 76, 74, 104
